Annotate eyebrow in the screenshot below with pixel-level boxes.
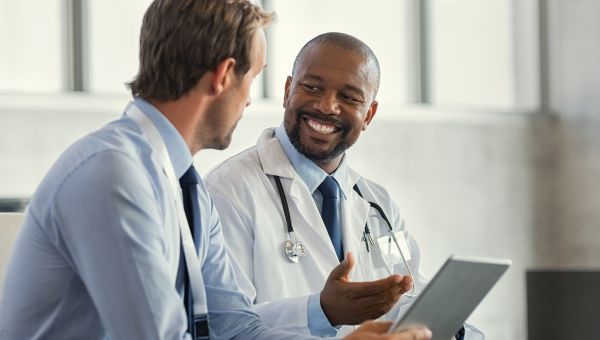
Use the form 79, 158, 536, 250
300, 74, 367, 99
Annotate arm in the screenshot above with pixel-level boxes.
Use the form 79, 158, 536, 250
53, 151, 188, 339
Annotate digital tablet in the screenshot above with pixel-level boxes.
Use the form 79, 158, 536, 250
389, 254, 511, 338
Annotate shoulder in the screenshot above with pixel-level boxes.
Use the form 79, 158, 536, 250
204, 144, 279, 213
30, 118, 157, 216
205, 145, 263, 187
349, 167, 392, 202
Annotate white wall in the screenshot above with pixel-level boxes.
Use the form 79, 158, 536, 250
545, 0, 600, 268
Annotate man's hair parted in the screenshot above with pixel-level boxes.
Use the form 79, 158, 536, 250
127, 0, 273, 101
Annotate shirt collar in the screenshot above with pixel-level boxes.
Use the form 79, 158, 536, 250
133, 97, 193, 179
274, 124, 352, 198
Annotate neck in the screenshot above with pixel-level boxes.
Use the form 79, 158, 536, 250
150, 94, 206, 155
314, 156, 342, 174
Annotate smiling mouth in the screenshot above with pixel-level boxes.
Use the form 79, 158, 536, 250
304, 117, 340, 135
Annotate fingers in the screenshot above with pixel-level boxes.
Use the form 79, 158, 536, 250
354, 320, 392, 334
354, 276, 415, 319
327, 252, 356, 282
344, 274, 406, 298
355, 289, 404, 319
395, 327, 432, 340
400, 275, 413, 292
346, 321, 432, 340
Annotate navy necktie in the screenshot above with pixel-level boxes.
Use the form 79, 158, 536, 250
318, 176, 344, 262
177, 165, 209, 338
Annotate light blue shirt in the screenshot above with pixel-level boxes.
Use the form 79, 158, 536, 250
0, 98, 324, 340
274, 124, 352, 335
274, 124, 352, 218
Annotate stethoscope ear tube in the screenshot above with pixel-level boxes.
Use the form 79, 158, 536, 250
274, 175, 294, 234
354, 184, 418, 298
274, 175, 418, 297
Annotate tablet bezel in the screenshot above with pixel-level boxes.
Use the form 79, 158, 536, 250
389, 254, 511, 338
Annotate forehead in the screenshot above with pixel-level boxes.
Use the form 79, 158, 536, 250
251, 28, 267, 71
294, 43, 375, 91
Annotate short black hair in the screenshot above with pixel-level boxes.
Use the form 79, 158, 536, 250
292, 32, 381, 97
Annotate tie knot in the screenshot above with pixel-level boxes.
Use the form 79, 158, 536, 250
318, 176, 340, 199
179, 165, 200, 186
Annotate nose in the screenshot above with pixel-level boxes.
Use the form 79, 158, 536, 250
313, 91, 341, 115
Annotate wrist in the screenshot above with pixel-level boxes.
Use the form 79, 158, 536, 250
320, 290, 339, 326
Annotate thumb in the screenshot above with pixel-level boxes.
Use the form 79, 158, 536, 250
328, 252, 355, 282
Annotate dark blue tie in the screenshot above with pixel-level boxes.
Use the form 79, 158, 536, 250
180, 166, 201, 246
318, 176, 344, 262
177, 165, 209, 338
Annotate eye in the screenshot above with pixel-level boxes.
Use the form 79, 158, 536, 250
340, 93, 363, 104
300, 83, 321, 93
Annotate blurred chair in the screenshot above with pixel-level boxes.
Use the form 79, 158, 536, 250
0, 213, 24, 293
527, 269, 600, 340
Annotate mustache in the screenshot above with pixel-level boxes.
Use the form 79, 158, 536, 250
297, 110, 345, 128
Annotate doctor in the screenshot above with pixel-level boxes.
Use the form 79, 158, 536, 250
205, 32, 481, 338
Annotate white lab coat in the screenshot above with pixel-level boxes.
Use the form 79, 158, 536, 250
205, 128, 482, 338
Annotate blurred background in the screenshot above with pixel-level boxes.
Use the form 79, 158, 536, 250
1, 1, 599, 338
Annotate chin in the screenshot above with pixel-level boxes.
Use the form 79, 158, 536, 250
218, 136, 234, 150
213, 141, 231, 150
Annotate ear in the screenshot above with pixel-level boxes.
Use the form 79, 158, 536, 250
362, 100, 378, 131
211, 58, 237, 95
283, 76, 292, 108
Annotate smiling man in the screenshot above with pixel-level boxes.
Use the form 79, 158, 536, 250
205, 32, 482, 339
204, 32, 475, 338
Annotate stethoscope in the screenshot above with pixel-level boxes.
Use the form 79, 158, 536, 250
273, 176, 418, 297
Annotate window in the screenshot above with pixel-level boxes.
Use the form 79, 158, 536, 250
266, 0, 411, 105
0, 0, 534, 112
87, 0, 152, 95
0, 2, 63, 93
428, 0, 516, 110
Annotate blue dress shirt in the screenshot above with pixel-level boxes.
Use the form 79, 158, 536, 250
0, 98, 325, 340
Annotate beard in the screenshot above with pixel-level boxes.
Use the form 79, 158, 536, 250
286, 110, 353, 162
198, 120, 237, 151
196, 101, 240, 151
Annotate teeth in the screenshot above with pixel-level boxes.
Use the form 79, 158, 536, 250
306, 118, 336, 134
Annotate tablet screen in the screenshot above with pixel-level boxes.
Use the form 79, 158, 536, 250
389, 255, 510, 338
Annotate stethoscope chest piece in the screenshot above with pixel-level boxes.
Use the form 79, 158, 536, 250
284, 238, 306, 263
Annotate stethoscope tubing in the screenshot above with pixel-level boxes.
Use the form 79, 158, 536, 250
273, 175, 418, 297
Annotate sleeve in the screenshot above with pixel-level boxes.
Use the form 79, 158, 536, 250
52, 151, 189, 340
199, 187, 329, 340
206, 183, 337, 337
464, 323, 485, 339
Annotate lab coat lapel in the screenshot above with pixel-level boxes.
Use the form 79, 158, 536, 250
342, 189, 370, 281
286, 177, 342, 268
257, 128, 341, 268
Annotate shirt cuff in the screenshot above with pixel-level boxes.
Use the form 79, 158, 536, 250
307, 293, 338, 336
